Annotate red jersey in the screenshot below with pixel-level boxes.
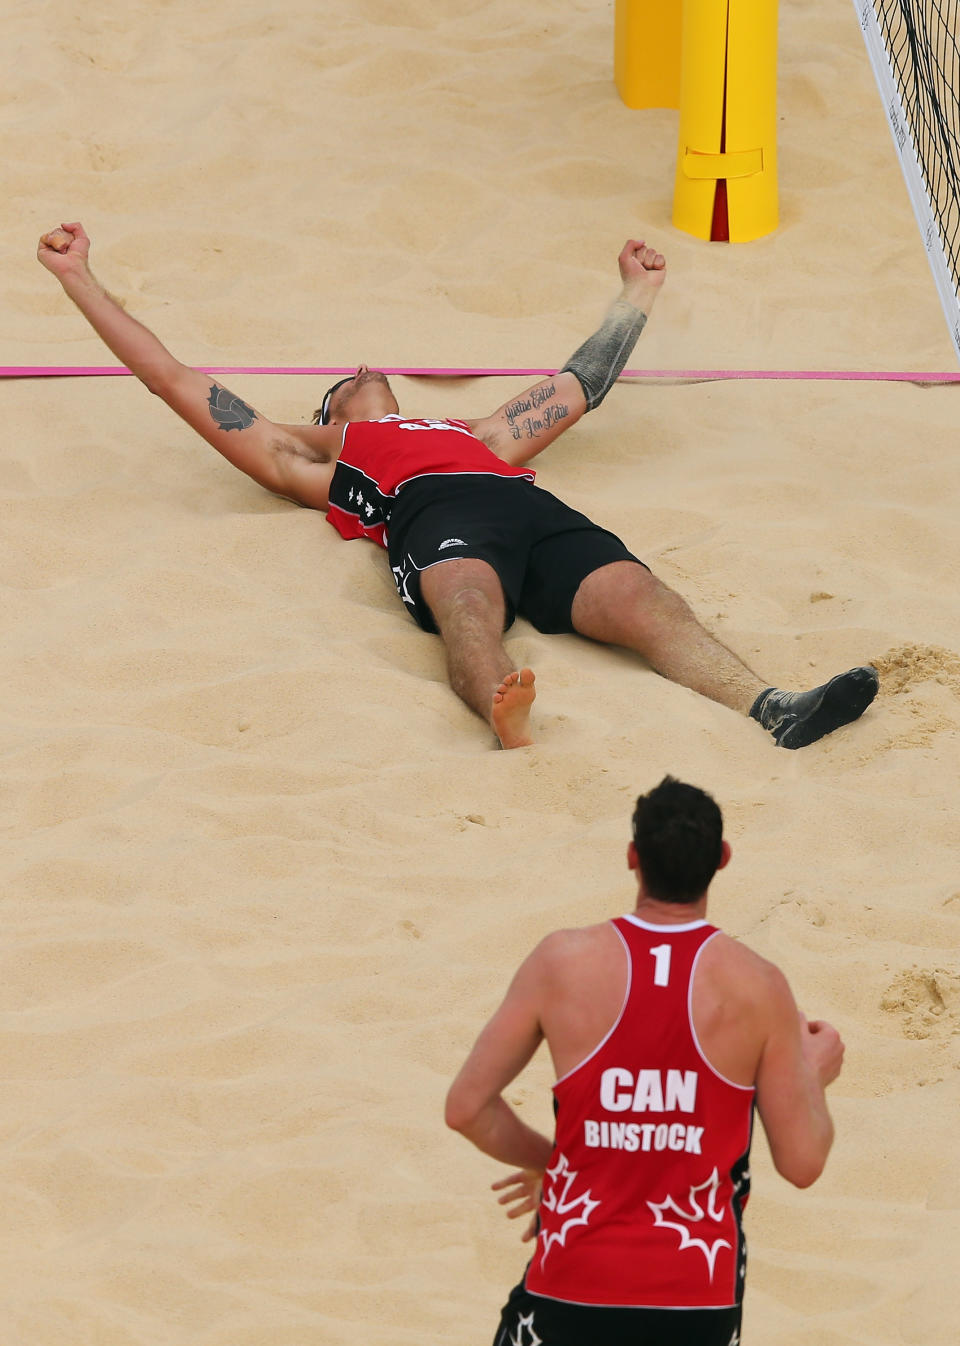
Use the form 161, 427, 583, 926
326, 415, 535, 548
524, 915, 755, 1309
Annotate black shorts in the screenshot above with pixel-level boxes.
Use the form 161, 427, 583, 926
493, 1282, 742, 1346
385, 474, 644, 634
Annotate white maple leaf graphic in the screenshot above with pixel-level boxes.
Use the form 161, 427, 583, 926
537, 1152, 600, 1263
647, 1167, 733, 1279
510, 1311, 542, 1346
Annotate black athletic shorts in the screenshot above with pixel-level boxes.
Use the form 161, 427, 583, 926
385, 474, 644, 635
493, 1281, 743, 1346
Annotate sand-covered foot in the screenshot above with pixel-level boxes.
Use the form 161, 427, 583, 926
492, 668, 536, 749
750, 666, 879, 749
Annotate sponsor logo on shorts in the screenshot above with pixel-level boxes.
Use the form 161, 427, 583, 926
439, 538, 467, 549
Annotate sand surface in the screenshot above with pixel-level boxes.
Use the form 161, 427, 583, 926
2, 1, 959, 1342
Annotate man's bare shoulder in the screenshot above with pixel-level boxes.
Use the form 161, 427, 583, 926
537, 920, 616, 951
701, 930, 793, 1000
531, 922, 620, 974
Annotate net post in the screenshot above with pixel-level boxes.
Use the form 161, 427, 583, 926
725, 0, 779, 241
670, 0, 779, 242
614, 0, 681, 109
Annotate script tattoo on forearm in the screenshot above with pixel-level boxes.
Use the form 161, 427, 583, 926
207, 383, 257, 432
503, 382, 570, 440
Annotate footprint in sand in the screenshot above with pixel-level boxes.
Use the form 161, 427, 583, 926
879, 966, 960, 1040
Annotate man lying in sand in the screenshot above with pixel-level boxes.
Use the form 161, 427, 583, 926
38, 221, 878, 749
446, 775, 844, 1346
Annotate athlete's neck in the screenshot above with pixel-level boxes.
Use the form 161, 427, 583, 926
631, 890, 708, 925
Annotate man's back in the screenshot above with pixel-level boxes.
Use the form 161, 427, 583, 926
446, 778, 843, 1344
525, 915, 756, 1309
534, 913, 836, 1189
536, 917, 772, 1086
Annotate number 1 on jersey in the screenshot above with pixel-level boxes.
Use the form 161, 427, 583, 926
649, 942, 672, 987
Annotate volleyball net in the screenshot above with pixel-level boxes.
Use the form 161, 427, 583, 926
856, 0, 960, 360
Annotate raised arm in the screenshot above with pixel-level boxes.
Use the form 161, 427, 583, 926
468, 239, 666, 465
754, 967, 844, 1188
37, 223, 337, 510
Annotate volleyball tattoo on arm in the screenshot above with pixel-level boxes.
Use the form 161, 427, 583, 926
207, 383, 257, 431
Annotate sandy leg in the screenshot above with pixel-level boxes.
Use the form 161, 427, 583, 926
571, 562, 766, 713
492, 668, 536, 749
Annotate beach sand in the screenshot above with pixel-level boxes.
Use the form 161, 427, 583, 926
2, 1, 959, 1342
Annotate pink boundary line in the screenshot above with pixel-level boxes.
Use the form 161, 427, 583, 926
2, 364, 960, 382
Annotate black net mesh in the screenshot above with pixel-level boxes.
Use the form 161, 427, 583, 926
872, 0, 960, 305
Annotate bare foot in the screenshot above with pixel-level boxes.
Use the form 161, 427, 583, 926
492, 668, 536, 749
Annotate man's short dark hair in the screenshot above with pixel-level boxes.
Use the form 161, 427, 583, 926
631, 776, 723, 904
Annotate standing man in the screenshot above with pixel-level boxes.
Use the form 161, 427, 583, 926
446, 777, 844, 1345
38, 222, 878, 750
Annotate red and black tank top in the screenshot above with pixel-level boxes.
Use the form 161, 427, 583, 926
524, 915, 755, 1309
325, 415, 535, 548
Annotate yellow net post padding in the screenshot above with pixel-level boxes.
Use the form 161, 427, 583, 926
614, 0, 682, 111
614, 0, 778, 242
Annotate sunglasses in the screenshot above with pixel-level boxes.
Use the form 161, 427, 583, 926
318, 375, 354, 425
